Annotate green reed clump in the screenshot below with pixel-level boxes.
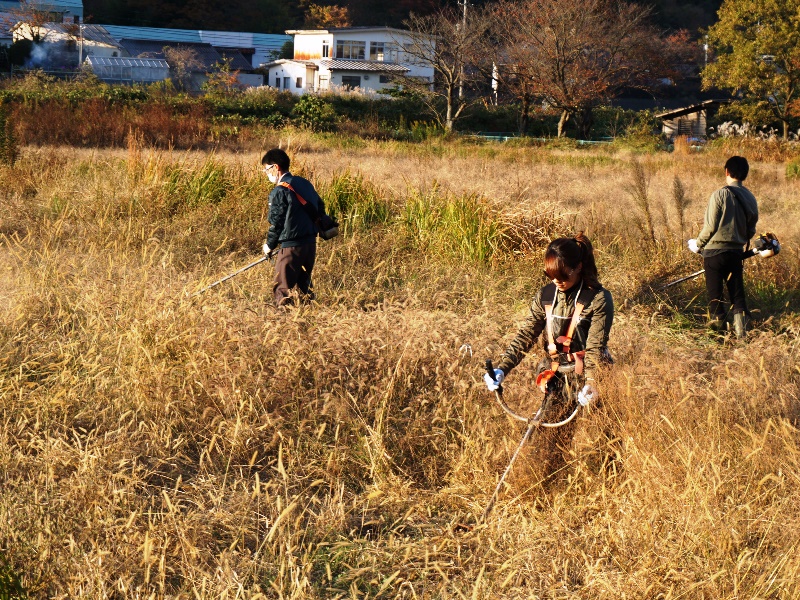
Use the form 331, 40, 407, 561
319, 170, 391, 233
162, 156, 232, 211
403, 190, 503, 264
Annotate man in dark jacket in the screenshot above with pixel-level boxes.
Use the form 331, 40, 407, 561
261, 148, 324, 306
687, 155, 759, 338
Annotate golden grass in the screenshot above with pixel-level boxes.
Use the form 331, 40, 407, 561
1, 140, 799, 598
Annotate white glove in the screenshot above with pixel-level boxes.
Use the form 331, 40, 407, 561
577, 383, 598, 406
687, 239, 700, 254
483, 369, 505, 392
263, 243, 272, 256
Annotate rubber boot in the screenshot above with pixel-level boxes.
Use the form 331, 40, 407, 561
733, 312, 747, 340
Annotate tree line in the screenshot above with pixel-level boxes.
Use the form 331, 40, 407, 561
399, 0, 800, 139
81, 0, 721, 33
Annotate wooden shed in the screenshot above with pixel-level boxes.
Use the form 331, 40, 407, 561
656, 100, 726, 141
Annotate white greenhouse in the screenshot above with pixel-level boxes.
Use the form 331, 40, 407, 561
84, 56, 170, 84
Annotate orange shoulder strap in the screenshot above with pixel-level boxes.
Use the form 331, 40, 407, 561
278, 181, 309, 205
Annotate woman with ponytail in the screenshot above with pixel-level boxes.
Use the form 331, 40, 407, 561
485, 232, 614, 415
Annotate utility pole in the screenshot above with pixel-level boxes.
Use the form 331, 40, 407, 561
78, 22, 83, 69
458, 0, 467, 99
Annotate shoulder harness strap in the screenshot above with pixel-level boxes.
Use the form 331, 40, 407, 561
278, 181, 320, 223
546, 285, 600, 366
278, 181, 307, 205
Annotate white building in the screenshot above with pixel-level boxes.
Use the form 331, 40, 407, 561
263, 27, 434, 95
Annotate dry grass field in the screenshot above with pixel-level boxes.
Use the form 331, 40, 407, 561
1, 134, 800, 599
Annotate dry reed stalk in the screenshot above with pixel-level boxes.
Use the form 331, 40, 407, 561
0, 143, 798, 598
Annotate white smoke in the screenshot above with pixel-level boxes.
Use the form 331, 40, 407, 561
24, 41, 77, 70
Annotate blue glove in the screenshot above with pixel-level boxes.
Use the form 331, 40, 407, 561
484, 369, 505, 392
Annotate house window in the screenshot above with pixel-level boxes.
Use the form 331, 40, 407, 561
369, 43, 397, 62
335, 40, 365, 60
341, 75, 361, 89
322, 41, 329, 58
283, 77, 290, 89
379, 74, 391, 84
275, 75, 280, 88
296, 77, 303, 88
370, 42, 385, 61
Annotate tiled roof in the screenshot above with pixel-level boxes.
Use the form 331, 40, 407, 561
320, 59, 408, 73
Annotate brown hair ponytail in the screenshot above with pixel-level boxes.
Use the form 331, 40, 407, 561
544, 231, 602, 289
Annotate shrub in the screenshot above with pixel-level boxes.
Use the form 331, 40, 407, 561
292, 94, 336, 131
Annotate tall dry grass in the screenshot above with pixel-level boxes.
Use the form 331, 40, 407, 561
1, 140, 799, 598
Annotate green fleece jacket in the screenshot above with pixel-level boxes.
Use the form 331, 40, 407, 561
496, 283, 614, 381
696, 182, 758, 252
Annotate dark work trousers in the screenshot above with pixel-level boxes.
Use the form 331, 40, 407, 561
273, 243, 316, 306
704, 250, 746, 318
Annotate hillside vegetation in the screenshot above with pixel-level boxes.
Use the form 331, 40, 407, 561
1, 135, 799, 598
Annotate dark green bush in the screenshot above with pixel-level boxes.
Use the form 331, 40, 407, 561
291, 94, 337, 131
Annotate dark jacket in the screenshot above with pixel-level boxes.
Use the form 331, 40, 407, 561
266, 173, 326, 249
496, 282, 614, 381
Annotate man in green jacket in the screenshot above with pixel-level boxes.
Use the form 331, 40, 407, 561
688, 156, 759, 339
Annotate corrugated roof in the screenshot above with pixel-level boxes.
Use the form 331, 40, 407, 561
656, 100, 728, 120
0, 13, 13, 37
320, 59, 408, 73
119, 39, 225, 71
0, 0, 82, 12
86, 56, 169, 68
43, 23, 123, 48
100, 25, 290, 52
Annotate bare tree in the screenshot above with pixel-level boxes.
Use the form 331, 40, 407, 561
399, 7, 491, 133
3, 0, 76, 43
161, 46, 203, 92
490, 0, 667, 138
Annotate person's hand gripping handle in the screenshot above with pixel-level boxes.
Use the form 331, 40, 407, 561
484, 359, 505, 393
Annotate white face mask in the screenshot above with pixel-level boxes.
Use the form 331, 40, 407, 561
267, 172, 278, 184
